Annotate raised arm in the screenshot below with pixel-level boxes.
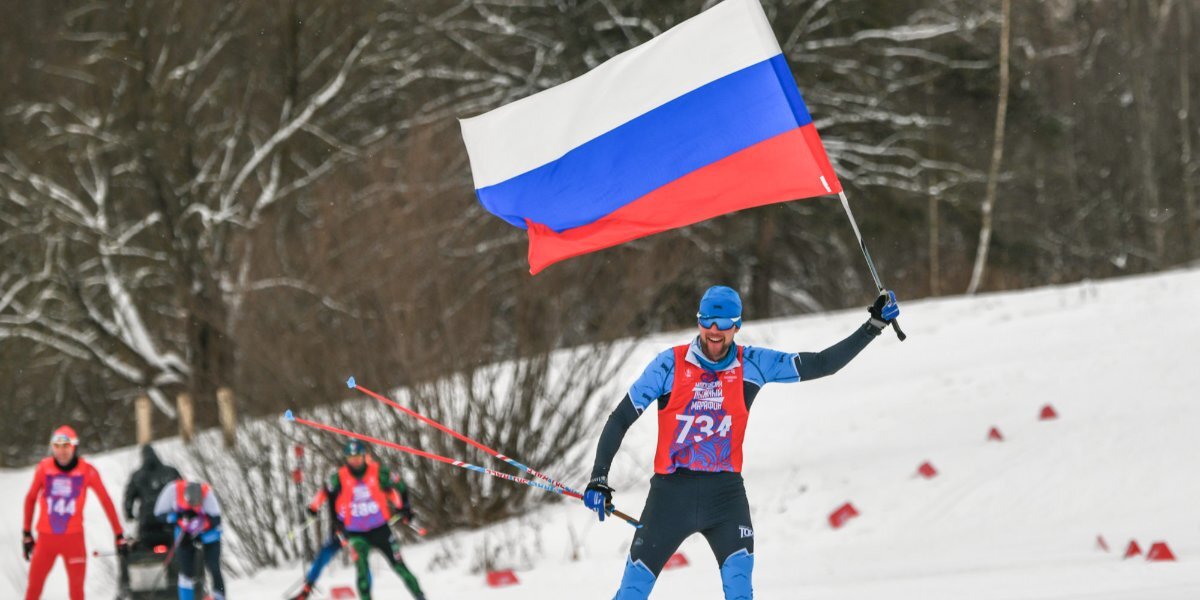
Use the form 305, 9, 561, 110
794, 323, 880, 381
793, 291, 901, 381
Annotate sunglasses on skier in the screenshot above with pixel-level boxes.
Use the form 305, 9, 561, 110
49, 434, 76, 446
697, 313, 741, 331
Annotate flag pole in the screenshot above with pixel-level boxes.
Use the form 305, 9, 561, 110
837, 191, 907, 341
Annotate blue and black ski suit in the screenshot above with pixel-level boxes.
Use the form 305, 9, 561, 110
590, 321, 881, 599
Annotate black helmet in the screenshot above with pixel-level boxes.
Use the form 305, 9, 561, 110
343, 440, 366, 457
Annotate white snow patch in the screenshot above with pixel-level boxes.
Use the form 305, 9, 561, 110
3, 269, 1199, 598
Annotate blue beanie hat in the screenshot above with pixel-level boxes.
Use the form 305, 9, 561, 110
698, 286, 742, 319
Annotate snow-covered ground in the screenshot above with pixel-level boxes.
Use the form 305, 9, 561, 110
5, 269, 1200, 599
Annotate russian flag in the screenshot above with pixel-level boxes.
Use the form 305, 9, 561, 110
459, 0, 841, 274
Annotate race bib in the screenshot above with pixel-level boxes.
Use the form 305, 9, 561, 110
347, 483, 385, 531
46, 474, 84, 533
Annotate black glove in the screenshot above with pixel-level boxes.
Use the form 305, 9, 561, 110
583, 477, 615, 522
115, 534, 130, 557
396, 505, 414, 524
306, 506, 318, 517
22, 531, 34, 561
180, 508, 198, 520
867, 290, 900, 330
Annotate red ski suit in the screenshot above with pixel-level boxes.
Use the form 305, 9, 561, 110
23, 456, 124, 600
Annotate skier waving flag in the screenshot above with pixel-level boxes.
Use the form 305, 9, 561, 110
459, 0, 842, 276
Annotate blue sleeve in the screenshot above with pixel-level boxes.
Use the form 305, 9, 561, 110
627, 349, 675, 414
741, 346, 801, 387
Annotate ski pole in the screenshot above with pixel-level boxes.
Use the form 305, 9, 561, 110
283, 410, 641, 528
285, 515, 318, 541
347, 377, 582, 495
150, 530, 185, 592
837, 190, 907, 341
388, 513, 427, 537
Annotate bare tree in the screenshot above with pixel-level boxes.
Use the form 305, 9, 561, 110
0, 1, 426, 422
967, 0, 1012, 294
1181, 0, 1198, 259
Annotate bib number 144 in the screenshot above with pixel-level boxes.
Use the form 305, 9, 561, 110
51, 498, 77, 516
676, 414, 733, 443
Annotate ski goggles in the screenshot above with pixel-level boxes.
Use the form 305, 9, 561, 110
697, 313, 741, 331
49, 433, 77, 446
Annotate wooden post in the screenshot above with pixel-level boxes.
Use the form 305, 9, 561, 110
217, 387, 237, 447
177, 393, 194, 444
135, 395, 152, 445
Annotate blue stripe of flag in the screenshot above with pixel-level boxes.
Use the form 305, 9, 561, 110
475, 54, 813, 232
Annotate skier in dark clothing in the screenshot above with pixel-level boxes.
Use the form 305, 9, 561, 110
124, 445, 182, 546
583, 285, 900, 600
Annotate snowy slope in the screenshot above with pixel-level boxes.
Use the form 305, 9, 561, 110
5, 269, 1200, 599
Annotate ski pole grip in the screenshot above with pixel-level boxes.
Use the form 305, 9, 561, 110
891, 319, 907, 341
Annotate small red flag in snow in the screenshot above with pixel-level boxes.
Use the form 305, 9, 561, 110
1124, 540, 1142, 559
917, 461, 938, 479
829, 502, 860, 529
987, 427, 1004, 441
1039, 404, 1058, 420
1096, 535, 1109, 552
663, 553, 690, 570
330, 587, 356, 599
1147, 542, 1177, 562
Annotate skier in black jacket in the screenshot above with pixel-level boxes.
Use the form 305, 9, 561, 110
124, 445, 181, 546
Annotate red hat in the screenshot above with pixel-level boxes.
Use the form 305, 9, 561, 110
50, 425, 79, 446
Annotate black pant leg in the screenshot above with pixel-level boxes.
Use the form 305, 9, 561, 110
364, 526, 400, 565
176, 541, 196, 579
628, 475, 698, 576
698, 474, 754, 564
203, 540, 225, 594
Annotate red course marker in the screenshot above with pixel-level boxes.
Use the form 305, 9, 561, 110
1124, 540, 1142, 559
829, 502, 860, 529
663, 553, 690, 570
1147, 542, 1176, 562
987, 427, 1004, 441
1039, 404, 1058, 420
917, 461, 938, 479
487, 569, 521, 587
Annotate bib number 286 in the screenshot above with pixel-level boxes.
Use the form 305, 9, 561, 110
675, 414, 733, 443
350, 502, 380, 518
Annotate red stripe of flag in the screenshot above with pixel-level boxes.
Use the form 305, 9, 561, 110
526, 125, 840, 274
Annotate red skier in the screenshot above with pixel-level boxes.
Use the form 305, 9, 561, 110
22, 425, 128, 600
